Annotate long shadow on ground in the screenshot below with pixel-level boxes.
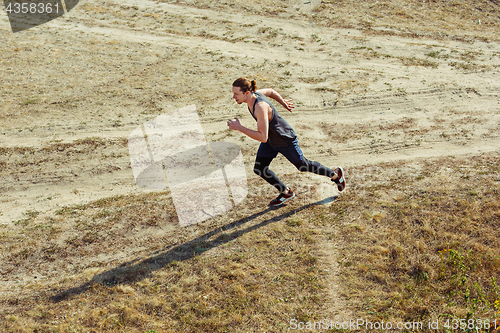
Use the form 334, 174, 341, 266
51, 196, 338, 302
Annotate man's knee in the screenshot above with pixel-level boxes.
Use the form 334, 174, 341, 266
254, 158, 272, 176
253, 162, 267, 177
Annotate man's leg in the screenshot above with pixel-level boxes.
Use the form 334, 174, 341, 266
295, 157, 336, 177
294, 158, 345, 191
280, 139, 345, 191
253, 142, 287, 192
253, 143, 295, 206
253, 156, 288, 193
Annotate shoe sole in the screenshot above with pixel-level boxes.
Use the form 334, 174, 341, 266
334, 167, 346, 192
269, 192, 295, 207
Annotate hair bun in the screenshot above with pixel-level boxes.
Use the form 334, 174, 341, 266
250, 80, 257, 92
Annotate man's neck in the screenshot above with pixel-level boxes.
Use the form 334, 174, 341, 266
245, 92, 256, 108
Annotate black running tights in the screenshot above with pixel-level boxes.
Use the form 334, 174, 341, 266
253, 156, 336, 193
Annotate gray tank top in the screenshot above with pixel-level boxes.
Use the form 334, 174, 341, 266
249, 92, 297, 147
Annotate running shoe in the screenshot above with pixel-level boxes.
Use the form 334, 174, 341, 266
269, 189, 295, 207
332, 167, 346, 192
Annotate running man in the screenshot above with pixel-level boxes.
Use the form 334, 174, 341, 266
227, 77, 345, 206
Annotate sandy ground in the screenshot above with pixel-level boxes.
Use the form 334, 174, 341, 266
1, 0, 499, 322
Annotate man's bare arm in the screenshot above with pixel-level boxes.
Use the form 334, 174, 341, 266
227, 102, 269, 142
257, 88, 294, 112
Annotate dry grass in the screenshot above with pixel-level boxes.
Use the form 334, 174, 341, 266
1, 152, 499, 332
157, 0, 500, 43
320, 121, 372, 142
0, 137, 128, 192
319, 117, 431, 148
0, 177, 338, 332
311, 0, 500, 42
333, 152, 500, 330
313, 79, 370, 100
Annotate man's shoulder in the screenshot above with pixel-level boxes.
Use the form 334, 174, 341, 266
254, 99, 271, 111
254, 90, 273, 106
256, 88, 273, 97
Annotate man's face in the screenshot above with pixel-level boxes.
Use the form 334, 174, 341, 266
232, 86, 247, 104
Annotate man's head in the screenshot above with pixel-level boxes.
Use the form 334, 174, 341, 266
232, 78, 257, 104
